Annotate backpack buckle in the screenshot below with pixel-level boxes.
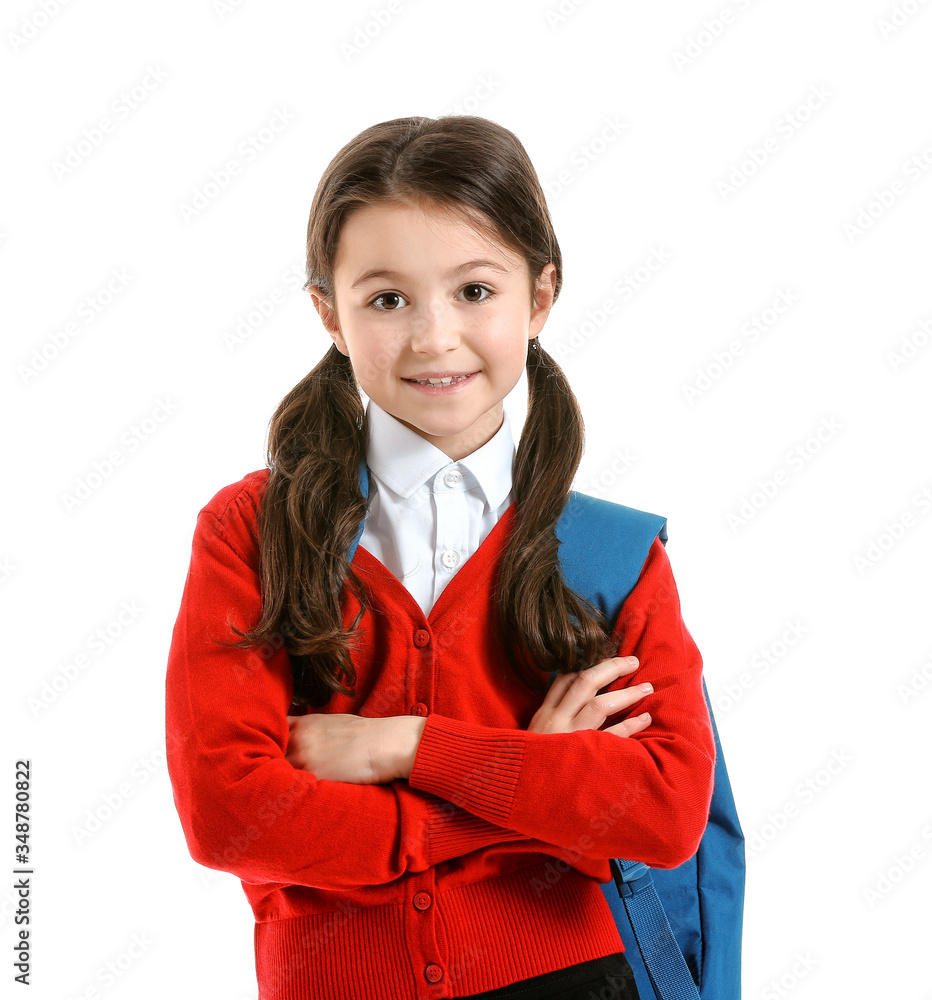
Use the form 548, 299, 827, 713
612, 860, 651, 897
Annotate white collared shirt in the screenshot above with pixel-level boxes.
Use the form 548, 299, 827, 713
359, 398, 516, 617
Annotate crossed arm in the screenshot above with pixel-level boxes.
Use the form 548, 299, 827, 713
165, 504, 714, 891
283, 653, 652, 784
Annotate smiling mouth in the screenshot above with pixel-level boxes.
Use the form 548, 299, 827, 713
403, 373, 475, 386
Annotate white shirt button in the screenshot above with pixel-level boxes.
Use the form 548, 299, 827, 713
441, 549, 460, 569
443, 469, 463, 488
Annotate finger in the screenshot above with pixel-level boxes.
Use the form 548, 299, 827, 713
536, 666, 581, 712
562, 656, 639, 719
548, 654, 638, 690
601, 682, 652, 715
603, 711, 651, 739
611, 655, 641, 677
538, 656, 640, 728
573, 680, 651, 732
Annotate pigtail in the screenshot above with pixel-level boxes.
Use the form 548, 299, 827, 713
221, 344, 373, 708
494, 338, 620, 691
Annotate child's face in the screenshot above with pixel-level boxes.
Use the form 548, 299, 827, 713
310, 199, 556, 462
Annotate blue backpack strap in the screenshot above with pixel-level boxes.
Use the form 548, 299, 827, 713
609, 858, 700, 1000
347, 459, 370, 563
554, 490, 744, 1000
656, 678, 745, 997
613, 679, 744, 999
554, 491, 667, 618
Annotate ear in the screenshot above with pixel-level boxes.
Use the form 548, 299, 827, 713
308, 286, 348, 355
528, 262, 557, 340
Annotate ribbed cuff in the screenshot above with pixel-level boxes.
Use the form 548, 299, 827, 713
423, 799, 527, 866
408, 713, 526, 827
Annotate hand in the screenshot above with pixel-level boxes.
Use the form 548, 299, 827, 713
284, 713, 426, 784
527, 656, 651, 738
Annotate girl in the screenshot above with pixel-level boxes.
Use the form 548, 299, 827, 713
165, 115, 716, 1000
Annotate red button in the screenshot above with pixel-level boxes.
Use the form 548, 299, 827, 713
413, 628, 430, 647
414, 892, 432, 910
410, 703, 429, 717
425, 964, 443, 983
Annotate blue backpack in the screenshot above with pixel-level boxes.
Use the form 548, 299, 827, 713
554, 490, 745, 1000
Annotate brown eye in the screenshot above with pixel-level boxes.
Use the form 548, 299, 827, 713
461, 284, 492, 303
370, 292, 406, 311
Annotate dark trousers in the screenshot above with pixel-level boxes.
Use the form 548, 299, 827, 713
453, 952, 640, 999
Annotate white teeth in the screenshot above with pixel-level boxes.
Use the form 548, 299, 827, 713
409, 374, 470, 386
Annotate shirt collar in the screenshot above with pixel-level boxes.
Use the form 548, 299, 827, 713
365, 398, 515, 511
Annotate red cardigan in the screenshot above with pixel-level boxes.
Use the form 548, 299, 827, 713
165, 469, 715, 1000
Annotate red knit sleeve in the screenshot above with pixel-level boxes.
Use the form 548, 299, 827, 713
164, 484, 529, 891
408, 536, 716, 870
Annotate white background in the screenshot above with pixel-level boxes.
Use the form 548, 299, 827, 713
4, 1, 932, 997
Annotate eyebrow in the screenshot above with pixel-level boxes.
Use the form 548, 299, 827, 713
350, 258, 511, 290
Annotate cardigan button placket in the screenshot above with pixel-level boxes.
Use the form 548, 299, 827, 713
407, 592, 443, 990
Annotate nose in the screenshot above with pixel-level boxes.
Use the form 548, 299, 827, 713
408, 296, 461, 355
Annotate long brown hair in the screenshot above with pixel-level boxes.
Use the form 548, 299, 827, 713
227, 115, 619, 707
